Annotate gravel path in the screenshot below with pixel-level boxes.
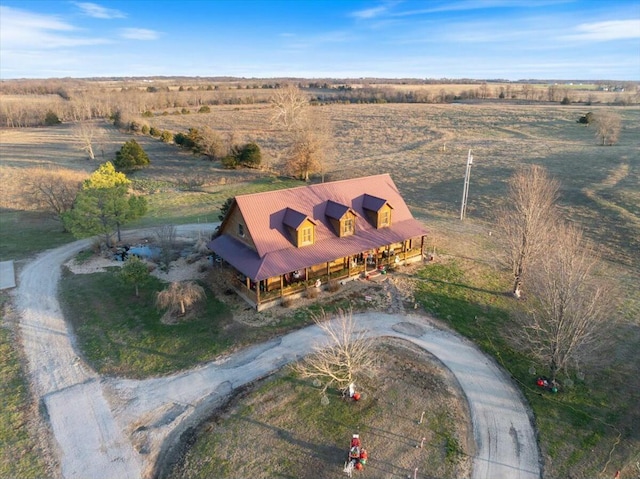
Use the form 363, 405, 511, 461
15, 225, 541, 479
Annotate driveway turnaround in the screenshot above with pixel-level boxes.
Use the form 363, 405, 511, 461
15, 225, 541, 479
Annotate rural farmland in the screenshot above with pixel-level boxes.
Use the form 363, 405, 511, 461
1, 80, 639, 479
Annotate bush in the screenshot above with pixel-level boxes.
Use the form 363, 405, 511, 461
198, 105, 211, 113
577, 112, 594, 124
305, 285, 320, 299
238, 142, 262, 168
181, 108, 190, 114
44, 110, 61, 125
327, 279, 341, 293
221, 155, 238, 169
142, 110, 153, 118
160, 130, 172, 143
141, 124, 150, 135
114, 139, 150, 171
561, 96, 571, 105
149, 126, 160, 137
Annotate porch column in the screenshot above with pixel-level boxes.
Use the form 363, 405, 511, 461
280, 275, 284, 297
256, 280, 261, 304
421, 235, 425, 257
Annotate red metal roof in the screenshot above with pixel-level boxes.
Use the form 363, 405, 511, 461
209, 174, 427, 281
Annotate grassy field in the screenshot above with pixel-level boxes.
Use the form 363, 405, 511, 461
1, 102, 638, 478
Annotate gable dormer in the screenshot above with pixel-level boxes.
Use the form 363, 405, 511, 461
325, 200, 357, 237
283, 207, 317, 247
362, 194, 393, 228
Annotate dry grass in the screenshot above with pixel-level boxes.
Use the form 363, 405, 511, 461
171, 340, 472, 479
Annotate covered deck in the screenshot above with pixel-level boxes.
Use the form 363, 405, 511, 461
213, 237, 425, 311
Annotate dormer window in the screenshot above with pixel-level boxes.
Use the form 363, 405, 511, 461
380, 210, 390, 227
326, 200, 356, 237
362, 194, 393, 229
301, 226, 313, 245
283, 207, 316, 247
342, 217, 355, 236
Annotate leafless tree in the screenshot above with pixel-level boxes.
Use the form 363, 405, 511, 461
196, 125, 226, 159
27, 168, 83, 227
293, 309, 376, 395
593, 111, 622, 145
73, 121, 105, 160
496, 165, 560, 298
269, 84, 308, 131
156, 281, 206, 316
155, 224, 177, 268
518, 222, 616, 382
284, 126, 325, 182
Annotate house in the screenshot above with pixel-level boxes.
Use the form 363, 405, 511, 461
208, 174, 428, 310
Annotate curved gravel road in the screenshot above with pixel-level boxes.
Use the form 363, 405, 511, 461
15, 225, 541, 479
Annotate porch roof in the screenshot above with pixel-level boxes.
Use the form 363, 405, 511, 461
210, 218, 426, 281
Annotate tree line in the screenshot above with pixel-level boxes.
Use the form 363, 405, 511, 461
2, 78, 637, 128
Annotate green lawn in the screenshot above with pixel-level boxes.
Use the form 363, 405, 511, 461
58, 268, 238, 377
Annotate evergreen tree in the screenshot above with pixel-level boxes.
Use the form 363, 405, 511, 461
62, 162, 147, 246
114, 139, 150, 171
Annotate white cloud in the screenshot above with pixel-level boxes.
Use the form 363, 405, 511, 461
564, 20, 640, 41
74, 2, 125, 19
120, 28, 160, 40
350, 5, 390, 19
0, 6, 110, 49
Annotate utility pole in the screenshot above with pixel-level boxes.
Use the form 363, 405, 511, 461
460, 149, 473, 220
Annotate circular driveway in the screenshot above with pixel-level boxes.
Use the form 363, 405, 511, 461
15, 225, 541, 479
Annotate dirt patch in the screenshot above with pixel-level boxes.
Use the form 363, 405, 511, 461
169, 339, 472, 479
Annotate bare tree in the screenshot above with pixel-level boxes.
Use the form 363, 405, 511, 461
518, 222, 616, 382
496, 165, 560, 298
156, 281, 206, 316
269, 84, 308, 131
592, 111, 622, 145
293, 309, 376, 395
27, 167, 83, 227
196, 125, 225, 159
73, 121, 105, 160
155, 224, 177, 268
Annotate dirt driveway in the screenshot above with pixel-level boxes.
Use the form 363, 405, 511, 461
14, 224, 540, 479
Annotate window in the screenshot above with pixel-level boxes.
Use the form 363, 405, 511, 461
238, 223, 245, 237
301, 227, 313, 245
380, 210, 390, 226
342, 218, 354, 236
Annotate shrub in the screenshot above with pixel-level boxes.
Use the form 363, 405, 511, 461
149, 126, 160, 137
560, 96, 571, 105
160, 130, 172, 143
142, 110, 153, 117
198, 105, 211, 113
114, 139, 150, 171
577, 112, 594, 124
306, 285, 319, 299
181, 108, 190, 114
141, 124, 150, 135
238, 142, 262, 168
327, 279, 341, 293
221, 155, 238, 169
44, 110, 61, 125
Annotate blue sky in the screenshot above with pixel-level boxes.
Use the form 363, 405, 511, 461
1, 1, 639, 80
